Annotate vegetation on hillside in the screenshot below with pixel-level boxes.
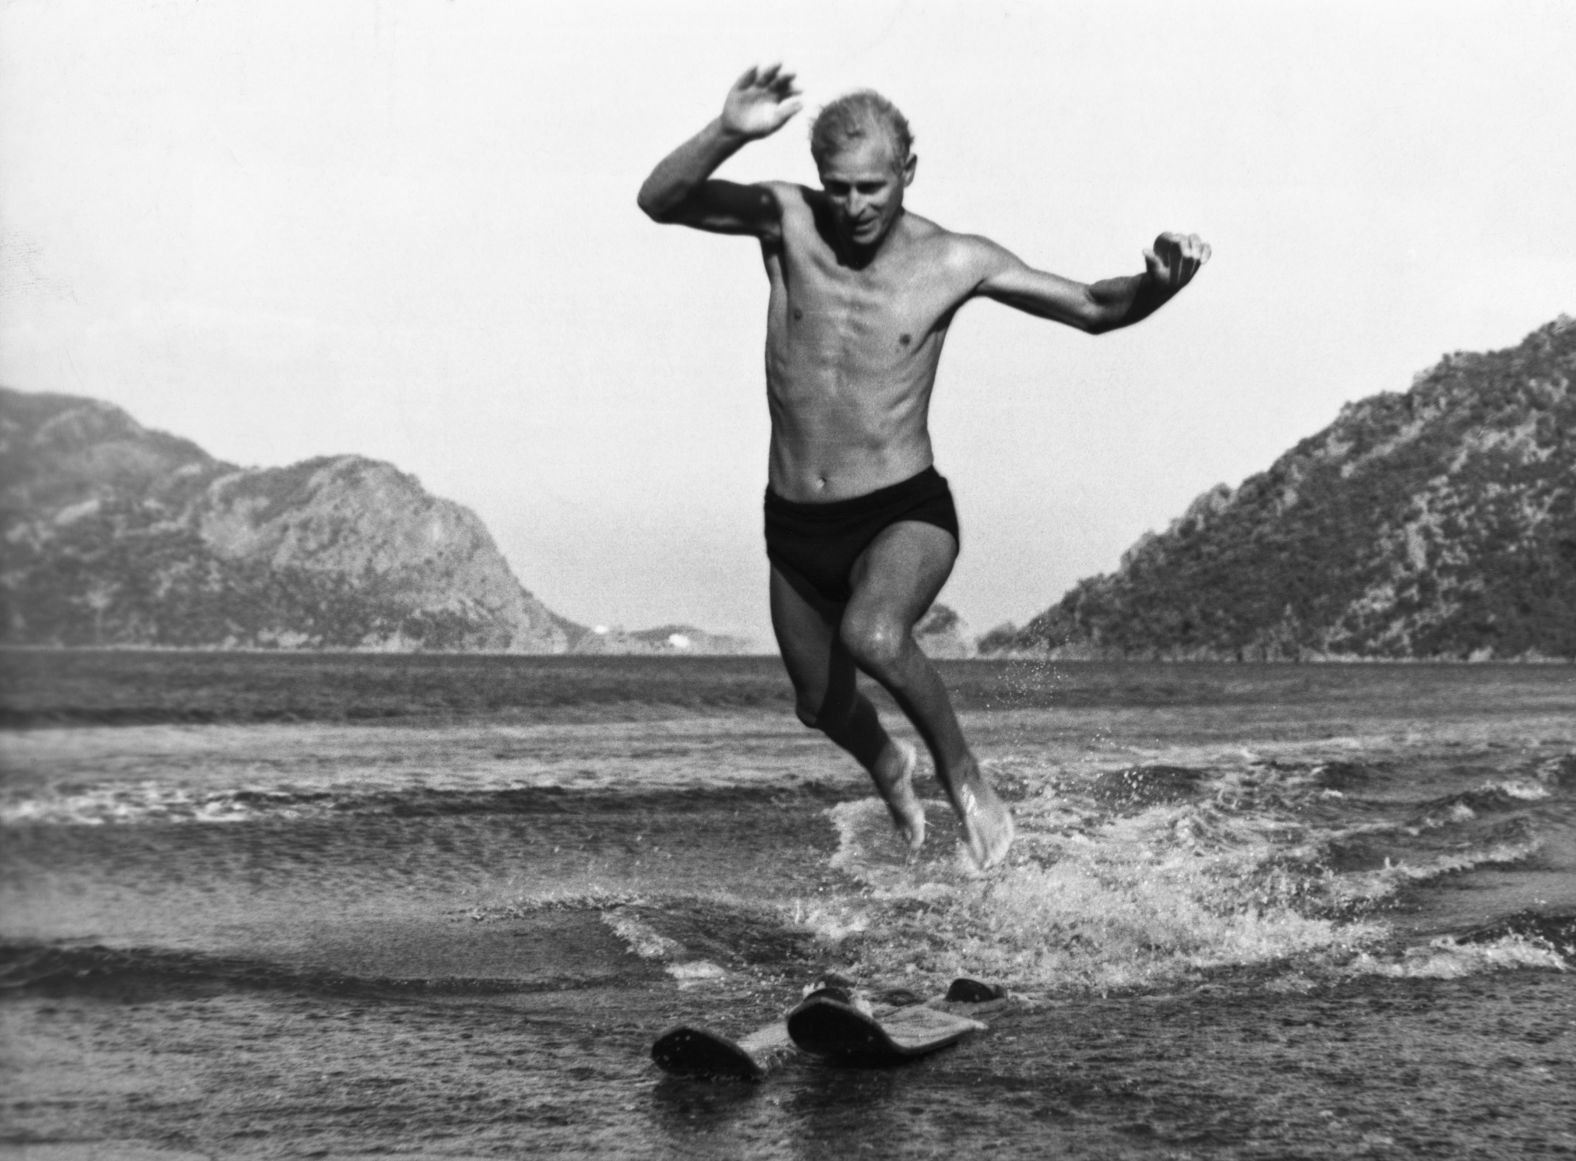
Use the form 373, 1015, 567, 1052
987, 318, 1576, 660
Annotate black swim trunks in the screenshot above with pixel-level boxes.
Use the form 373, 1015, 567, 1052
763, 466, 960, 606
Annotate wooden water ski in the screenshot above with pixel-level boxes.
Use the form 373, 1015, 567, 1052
652, 978, 1006, 1080
786, 977, 1005, 1065
650, 1020, 795, 1081
651, 982, 852, 1081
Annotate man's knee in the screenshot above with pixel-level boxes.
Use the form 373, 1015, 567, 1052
840, 613, 910, 673
795, 684, 861, 734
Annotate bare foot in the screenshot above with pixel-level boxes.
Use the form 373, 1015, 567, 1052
873, 740, 926, 853
957, 781, 1014, 870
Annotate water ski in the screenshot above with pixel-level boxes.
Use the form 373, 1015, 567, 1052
650, 1020, 794, 1081
651, 981, 853, 1081
786, 988, 988, 1065
652, 978, 1005, 1080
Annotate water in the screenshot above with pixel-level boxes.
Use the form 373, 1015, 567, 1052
2, 652, 1574, 1159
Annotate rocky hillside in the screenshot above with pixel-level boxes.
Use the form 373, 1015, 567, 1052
986, 317, 1576, 661
0, 389, 576, 651
915, 603, 976, 659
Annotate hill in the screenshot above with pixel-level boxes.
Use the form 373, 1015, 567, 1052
985, 317, 1576, 661
0, 389, 576, 651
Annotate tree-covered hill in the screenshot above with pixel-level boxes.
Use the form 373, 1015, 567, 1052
986, 317, 1576, 661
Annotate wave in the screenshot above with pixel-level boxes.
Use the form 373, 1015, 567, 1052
1308, 759, 1389, 792
0, 782, 344, 825
0, 942, 583, 1000
1411, 779, 1556, 830
6, 727, 1570, 1003
1087, 764, 1210, 811
0, 779, 851, 827
1343, 913, 1576, 979
800, 750, 1574, 994
812, 796, 1378, 994
1460, 910, 1576, 962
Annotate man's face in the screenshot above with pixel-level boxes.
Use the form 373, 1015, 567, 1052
816, 133, 915, 249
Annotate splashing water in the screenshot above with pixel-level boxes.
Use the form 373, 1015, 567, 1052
804, 748, 1570, 993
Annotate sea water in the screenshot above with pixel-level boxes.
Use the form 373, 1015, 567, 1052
1, 653, 1573, 1159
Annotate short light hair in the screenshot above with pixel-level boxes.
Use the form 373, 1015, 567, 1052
809, 90, 914, 171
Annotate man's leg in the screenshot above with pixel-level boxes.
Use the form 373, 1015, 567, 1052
769, 566, 927, 850
839, 521, 1014, 869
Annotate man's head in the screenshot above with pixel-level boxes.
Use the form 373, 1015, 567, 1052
810, 90, 916, 250
810, 90, 914, 172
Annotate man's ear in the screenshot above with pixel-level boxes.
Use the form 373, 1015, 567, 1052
902, 153, 918, 188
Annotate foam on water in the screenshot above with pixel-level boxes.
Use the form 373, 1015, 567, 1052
1345, 933, 1569, 979
602, 909, 686, 961
815, 808, 1379, 992
600, 910, 732, 983
0, 781, 334, 825
804, 749, 1571, 994
1329, 833, 1548, 910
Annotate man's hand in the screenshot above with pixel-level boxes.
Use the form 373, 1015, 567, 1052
1142, 232, 1212, 292
636, 64, 801, 231
721, 64, 803, 141
980, 230, 1212, 332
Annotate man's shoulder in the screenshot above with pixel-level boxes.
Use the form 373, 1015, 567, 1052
902, 217, 1012, 274
753, 182, 818, 237
757, 180, 814, 209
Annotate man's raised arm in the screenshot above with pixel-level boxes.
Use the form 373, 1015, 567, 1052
637, 64, 803, 237
971, 232, 1212, 334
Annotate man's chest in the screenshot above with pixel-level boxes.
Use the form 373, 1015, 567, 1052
772, 248, 961, 341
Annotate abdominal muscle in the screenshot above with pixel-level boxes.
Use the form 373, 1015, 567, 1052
764, 344, 941, 502
761, 199, 958, 503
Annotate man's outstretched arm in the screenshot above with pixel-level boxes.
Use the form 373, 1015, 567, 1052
971, 232, 1212, 334
637, 64, 802, 237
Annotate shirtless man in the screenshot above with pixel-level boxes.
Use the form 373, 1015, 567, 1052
637, 65, 1209, 870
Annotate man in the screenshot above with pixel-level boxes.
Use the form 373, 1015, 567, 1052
637, 64, 1209, 871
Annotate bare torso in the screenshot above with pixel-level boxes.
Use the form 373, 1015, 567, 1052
761, 183, 977, 502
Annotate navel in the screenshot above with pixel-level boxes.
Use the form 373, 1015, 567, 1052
899, 333, 912, 347
793, 308, 805, 321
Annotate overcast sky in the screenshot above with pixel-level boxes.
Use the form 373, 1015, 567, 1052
3, 0, 1573, 644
